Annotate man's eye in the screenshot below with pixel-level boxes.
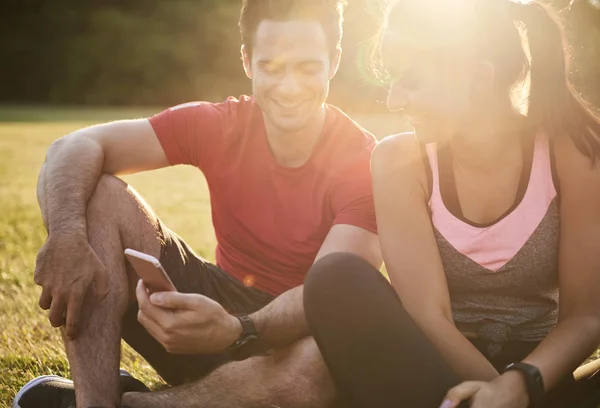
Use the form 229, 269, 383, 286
263, 64, 283, 74
301, 68, 319, 75
300, 65, 323, 75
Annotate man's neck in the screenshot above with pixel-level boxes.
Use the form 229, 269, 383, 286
264, 106, 327, 168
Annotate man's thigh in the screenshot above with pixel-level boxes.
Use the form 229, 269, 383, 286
268, 337, 338, 407
122, 220, 274, 385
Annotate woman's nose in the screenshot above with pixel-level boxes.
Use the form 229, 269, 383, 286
386, 82, 411, 112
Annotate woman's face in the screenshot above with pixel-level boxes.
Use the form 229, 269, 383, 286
382, 28, 480, 143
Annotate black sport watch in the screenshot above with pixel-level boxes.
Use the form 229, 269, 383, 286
504, 362, 545, 408
227, 315, 265, 361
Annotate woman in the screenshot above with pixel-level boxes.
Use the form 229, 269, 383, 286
303, 1, 600, 407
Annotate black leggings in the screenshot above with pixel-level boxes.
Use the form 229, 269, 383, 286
304, 253, 600, 408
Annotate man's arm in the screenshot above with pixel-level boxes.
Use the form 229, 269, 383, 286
35, 119, 170, 337
251, 224, 382, 349
137, 224, 381, 355
39, 119, 169, 234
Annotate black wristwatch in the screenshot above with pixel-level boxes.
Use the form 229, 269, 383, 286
227, 315, 264, 361
504, 362, 545, 408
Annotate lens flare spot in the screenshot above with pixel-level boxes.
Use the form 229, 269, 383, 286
243, 275, 256, 287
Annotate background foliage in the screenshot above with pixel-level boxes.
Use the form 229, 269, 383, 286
1, 0, 599, 111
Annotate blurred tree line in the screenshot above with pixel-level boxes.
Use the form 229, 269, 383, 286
0, 0, 598, 112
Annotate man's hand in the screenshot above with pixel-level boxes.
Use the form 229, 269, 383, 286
440, 371, 529, 408
136, 281, 242, 354
34, 234, 109, 339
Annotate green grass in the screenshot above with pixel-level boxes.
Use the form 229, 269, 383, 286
3, 106, 600, 406
0, 106, 404, 407
0, 119, 209, 406
0, 105, 164, 123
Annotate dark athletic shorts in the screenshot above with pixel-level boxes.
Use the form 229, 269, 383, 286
121, 221, 275, 385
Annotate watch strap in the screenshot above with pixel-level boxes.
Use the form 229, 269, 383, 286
235, 314, 258, 336
227, 314, 263, 361
504, 362, 545, 408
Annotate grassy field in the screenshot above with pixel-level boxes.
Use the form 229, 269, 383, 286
0, 106, 404, 407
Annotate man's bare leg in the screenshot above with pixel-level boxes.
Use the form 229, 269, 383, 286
122, 336, 335, 408
56, 175, 335, 408
63, 175, 162, 407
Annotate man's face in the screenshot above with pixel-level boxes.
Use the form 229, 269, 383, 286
244, 20, 339, 133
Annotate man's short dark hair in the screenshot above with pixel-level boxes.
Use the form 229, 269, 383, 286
239, 0, 347, 59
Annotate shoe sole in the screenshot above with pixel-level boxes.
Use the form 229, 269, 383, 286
12, 375, 73, 408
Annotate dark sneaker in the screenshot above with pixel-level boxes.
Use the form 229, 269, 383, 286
118, 369, 151, 394
12, 375, 76, 408
13, 370, 149, 408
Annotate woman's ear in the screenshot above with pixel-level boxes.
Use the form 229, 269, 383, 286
241, 45, 252, 79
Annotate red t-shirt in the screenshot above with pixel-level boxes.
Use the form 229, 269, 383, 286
149, 95, 377, 296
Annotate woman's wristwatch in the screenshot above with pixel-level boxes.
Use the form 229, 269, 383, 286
504, 362, 545, 408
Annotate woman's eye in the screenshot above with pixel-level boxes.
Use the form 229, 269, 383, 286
385, 65, 421, 91
397, 70, 421, 91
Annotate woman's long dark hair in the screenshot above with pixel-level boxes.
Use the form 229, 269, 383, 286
511, 1, 600, 161
379, 0, 600, 161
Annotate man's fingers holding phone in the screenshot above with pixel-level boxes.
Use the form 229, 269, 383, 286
136, 281, 171, 318
148, 291, 199, 310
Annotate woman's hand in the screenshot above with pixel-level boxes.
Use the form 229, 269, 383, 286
440, 371, 529, 408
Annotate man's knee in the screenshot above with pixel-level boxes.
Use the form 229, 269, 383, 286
267, 337, 335, 406
86, 174, 159, 245
87, 174, 129, 219
85, 174, 161, 298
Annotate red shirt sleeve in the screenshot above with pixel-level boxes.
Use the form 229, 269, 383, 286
329, 150, 378, 234
148, 101, 226, 171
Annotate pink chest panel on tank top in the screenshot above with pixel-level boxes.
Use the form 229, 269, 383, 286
426, 135, 557, 272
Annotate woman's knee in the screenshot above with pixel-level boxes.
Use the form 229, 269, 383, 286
305, 252, 383, 305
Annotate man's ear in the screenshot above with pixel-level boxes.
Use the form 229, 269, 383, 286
329, 48, 342, 79
241, 45, 252, 79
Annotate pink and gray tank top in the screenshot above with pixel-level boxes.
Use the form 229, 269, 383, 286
424, 133, 560, 356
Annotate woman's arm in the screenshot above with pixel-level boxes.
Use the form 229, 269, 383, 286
372, 134, 498, 381
520, 136, 600, 391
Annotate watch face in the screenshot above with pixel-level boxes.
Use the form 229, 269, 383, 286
230, 335, 262, 361
239, 334, 258, 346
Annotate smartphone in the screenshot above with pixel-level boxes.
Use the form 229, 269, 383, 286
124, 248, 177, 293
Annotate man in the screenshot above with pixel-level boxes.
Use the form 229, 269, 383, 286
14, 0, 381, 407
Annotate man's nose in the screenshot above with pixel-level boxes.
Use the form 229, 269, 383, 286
278, 72, 303, 98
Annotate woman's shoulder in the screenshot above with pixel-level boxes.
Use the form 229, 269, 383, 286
373, 132, 426, 172
372, 132, 430, 194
